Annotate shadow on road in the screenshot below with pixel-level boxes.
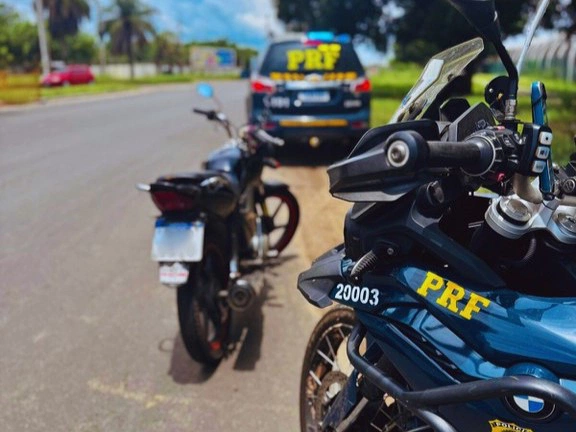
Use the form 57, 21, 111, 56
230, 276, 272, 371
164, 335, 218, 384
165, 256, 293, 382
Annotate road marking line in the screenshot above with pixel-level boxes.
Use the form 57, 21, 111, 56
87, 378, 294, 412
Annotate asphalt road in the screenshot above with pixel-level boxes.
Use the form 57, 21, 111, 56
0, 82, 335, 431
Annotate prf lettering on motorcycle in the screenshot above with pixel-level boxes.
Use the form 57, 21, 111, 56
416, 271, 491, 320
286, 44, 341, 71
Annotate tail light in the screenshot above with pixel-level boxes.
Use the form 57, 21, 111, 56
251, 77, 276, 94
151, 191, 196, 212
351, 121, 369, 129
351, 77, 371, 93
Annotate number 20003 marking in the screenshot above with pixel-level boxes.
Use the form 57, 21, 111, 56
334, 284, 379, 306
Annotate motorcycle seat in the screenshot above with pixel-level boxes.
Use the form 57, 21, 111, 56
156, 171, 240, 195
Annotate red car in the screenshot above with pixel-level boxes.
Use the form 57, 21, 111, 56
41, 64, 94, 87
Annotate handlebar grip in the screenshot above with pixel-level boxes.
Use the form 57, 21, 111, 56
385, 131, 496, 176
427, 138, 494, 175
193, 108, 217, 120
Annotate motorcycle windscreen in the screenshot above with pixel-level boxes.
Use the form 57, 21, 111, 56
391, 38, 484, 123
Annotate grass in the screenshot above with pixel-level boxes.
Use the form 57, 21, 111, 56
41, 73, 240, 100
41, 77, 137, 99
0, 71, 241, 104
370, 67, 576, 163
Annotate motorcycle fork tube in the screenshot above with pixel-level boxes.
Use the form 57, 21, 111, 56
256, 184, 270, 218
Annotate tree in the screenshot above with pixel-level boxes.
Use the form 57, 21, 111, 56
42, 0, 90, 60
392, 0, 529, 64
152, 32, 180, 73
0, 3, 40, 70
543, 0, 576, 36
103, 0, 155, 79
50, 32, 97, 64
275, 0, 534, 61
276, 0, 388, 50
0, 3, 18, 68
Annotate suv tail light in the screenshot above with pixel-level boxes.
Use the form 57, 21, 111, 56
151, 191, 196, 212
351, 77, 371, 93
251, 77, 276, 94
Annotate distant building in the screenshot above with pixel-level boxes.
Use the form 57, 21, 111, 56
190, 47, 237, 72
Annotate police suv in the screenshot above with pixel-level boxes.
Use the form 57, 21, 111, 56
247, 32, 371, 154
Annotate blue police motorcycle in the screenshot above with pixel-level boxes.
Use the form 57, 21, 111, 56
298, 1, 576, 431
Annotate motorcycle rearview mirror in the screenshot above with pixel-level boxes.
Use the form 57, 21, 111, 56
196, 82, 214, 99
446, 0, 519, 121
195, 81, 224, 115
445, 0, 500, 42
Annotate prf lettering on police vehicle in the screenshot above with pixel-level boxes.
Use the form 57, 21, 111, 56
417, 271, 491, 320
286, 44, 342, 71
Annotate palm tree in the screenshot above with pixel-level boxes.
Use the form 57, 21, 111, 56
103, 0, 155, 80
153, 32, 183, 74
42, 0, 90, 61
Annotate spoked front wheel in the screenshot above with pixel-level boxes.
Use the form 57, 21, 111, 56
300, 307, 429, 432
258, 188, 300, 255
300, 307, 356, 432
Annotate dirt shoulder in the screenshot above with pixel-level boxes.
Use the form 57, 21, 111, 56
265, 165, 350, 264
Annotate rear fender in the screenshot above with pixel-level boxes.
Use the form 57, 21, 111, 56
297, 245, 347, 308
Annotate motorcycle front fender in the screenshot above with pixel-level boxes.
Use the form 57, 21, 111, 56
263, 179, 290, 194
322, 370, 363, 429
297, 244, 346, 308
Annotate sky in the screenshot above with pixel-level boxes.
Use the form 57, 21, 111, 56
7, 0, 388, 65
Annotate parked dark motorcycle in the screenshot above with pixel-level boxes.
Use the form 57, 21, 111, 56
298, 0, 576, 431
138, 83, 299, 366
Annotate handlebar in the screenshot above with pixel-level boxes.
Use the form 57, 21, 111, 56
192, 108, 217, 120
254, 128, 284, 147
385, 130, 498, 177
193, 107, 233, 138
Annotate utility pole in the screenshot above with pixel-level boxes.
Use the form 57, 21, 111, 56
94, 0, 106, 75
34, 0, 50, 76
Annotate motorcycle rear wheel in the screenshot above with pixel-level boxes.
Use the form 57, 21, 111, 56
177, 227, 230, 366
259, 189, 300, 254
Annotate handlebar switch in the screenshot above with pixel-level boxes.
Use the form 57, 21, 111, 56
519, 124, 553, 176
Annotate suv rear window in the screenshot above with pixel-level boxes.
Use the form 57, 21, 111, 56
259, 41, 364, 79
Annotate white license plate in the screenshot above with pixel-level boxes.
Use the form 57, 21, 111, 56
298, 91, 330, 103
151, 220, 204, 262
159, 262, 189, 285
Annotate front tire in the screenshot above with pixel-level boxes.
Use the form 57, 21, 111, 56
300, 309, 427, 432
177, 226, 230, 366
300, 307, 356, 432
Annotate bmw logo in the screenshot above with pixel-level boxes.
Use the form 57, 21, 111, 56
512, 395, 545, 413
504, 394, 557, 421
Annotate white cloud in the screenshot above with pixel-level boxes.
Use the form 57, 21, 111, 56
7, 0, 285, 49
